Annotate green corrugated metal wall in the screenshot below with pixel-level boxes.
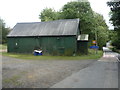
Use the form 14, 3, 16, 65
77, 41, 88, 55
7, 36, 77, 56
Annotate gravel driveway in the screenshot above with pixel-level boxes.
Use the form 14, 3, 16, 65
2, 56, 97, 88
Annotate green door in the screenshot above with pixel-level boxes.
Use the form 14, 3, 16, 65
56, 37, 65, 55
14, 38, 19, 53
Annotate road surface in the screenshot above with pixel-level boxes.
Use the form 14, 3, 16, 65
2, 56, 96, 88
51, 47, 119, 88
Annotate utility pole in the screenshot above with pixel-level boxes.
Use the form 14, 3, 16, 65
95, 24, 98, 54
95, 29, 98, 46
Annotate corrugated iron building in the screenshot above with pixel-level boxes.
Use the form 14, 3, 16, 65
7, 19, 88, 55
77, 34, 89, 55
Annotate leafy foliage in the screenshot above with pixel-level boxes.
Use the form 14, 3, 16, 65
93, 13, 109, 49
107, 1, 120, 28
108, 30, 116, 41
0, 18, 10, 44
107, 1, 120, 49
61, 1, 94, 34
39, 8, 60, 21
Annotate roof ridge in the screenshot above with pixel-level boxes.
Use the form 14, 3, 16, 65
17, 18, 79, 24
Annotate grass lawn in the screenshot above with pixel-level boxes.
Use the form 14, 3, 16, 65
1, 44, 103, 60
0, 44, 7, 50
2, 49, 103, 60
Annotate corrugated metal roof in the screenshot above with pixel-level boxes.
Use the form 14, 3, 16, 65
77, 34, 89, 41
7, 19, 79, 37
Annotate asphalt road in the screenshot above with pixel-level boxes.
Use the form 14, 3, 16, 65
51, 47, 119, 88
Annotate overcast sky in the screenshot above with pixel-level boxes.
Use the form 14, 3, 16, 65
0, 0, 113, 29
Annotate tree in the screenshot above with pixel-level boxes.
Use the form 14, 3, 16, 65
0, 18, 10, 44
107, 1, 120, 29
108, 29, 116, 41
0, 19, 2, 43
60, 1, 99, 46
61, 1, 94, 34
93, 12, 109, 49
60, 1, 109, 49
107, 1, 120, 49
39, 1, 109, 49
39, 8, 59, 21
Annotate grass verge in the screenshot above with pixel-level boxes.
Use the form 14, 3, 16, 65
0, 44, 7, 50
2, 49, 103, 60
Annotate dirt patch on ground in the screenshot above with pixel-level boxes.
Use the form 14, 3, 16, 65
2, 56, 97, 88
0, 49, 7, 53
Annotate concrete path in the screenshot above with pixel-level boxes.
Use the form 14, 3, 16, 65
51, 47, 119, 88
